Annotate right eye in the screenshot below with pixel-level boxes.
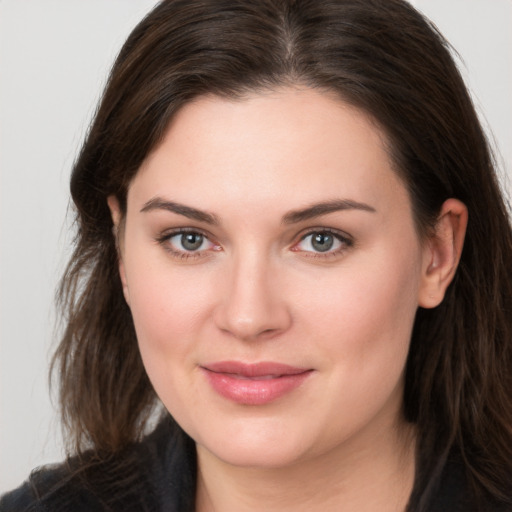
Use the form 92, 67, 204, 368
169, 232, 210, 252
156, 230, 221, 260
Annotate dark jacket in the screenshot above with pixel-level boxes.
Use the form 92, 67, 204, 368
0, 418, 196, 512
0, 417, 509, 511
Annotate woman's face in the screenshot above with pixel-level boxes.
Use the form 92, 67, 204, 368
114, 88, 436, 468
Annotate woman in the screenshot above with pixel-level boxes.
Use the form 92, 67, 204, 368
2, 0, 511, 511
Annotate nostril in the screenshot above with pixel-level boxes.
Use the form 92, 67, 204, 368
214, 307, 291, 342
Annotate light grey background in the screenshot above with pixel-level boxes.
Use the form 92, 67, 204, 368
1, 0, 511, 494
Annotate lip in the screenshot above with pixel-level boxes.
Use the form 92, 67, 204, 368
200, 361, 313, 405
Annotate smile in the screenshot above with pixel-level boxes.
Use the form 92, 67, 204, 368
200, 361, 313, 405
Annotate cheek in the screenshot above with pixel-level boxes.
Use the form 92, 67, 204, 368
120, 240, 217, 384
124, 263, 215, 428
127, 266, 212, 352
292, 249, 421, 443
297, 245, 421, 379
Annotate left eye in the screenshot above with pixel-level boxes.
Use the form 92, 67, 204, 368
168, 232, 213, 252
296, 231, 347, 253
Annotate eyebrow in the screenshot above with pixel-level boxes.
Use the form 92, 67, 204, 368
282, 199, 376, 224
140, 197, 220, 225
140, 197, 375, 226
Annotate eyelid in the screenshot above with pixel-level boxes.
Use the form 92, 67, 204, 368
291, 227, 354, 256
155, 227, 221, 259
155, 225, 353, 260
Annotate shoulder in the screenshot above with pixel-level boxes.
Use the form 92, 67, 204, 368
0, 417, 196, 512
431, 456, 512, 512
0, 479, 42, 512
0, 463, 104, 512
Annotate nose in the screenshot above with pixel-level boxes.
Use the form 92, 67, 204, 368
213, 251, 292, 341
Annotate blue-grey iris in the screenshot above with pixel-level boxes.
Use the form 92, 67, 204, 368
181, 233, 203, 251
311, 233, 334, 252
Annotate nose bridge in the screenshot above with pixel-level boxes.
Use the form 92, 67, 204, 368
214, 244, 290, 340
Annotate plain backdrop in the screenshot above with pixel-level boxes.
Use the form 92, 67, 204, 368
1, 0, 511, 494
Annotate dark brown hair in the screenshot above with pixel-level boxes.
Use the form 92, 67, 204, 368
54, 0, 512, 510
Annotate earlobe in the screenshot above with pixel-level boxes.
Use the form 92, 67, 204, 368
418, 198, 468, 309
107, 195, 130, 305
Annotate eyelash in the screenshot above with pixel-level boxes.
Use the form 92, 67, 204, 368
155, 228, 353, 261
155, 228, 220, 261
292, 228, 353, 258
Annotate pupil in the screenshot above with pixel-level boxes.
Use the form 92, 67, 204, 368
181, 233, 203, 251
312, 233, 333, 252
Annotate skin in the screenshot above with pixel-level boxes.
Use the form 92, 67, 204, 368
108, 87, 467, 512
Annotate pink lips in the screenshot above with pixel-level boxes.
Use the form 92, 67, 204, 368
201, 361, 313, 405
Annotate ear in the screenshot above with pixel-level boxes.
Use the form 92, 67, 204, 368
418, 198, 468, 309
107, 195, 130, 305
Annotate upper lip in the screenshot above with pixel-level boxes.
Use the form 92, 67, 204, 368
201, 361, 311, 378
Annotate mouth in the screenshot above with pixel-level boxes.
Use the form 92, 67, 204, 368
200, 361, 313, 405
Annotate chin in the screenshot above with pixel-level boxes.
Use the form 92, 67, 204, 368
204, 441, 307, 469
193, 417, 321, 469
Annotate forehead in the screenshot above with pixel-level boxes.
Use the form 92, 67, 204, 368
130, 87, 409, 218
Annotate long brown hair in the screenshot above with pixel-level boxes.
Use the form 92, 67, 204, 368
53, 0, 512, 509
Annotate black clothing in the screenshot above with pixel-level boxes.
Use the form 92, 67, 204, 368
0, 418, 196, 512
0, 418, 509, 511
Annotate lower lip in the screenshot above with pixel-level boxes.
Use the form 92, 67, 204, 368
202, 369, 312, 405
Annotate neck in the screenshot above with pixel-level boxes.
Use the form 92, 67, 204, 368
195, 419, 416, 512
